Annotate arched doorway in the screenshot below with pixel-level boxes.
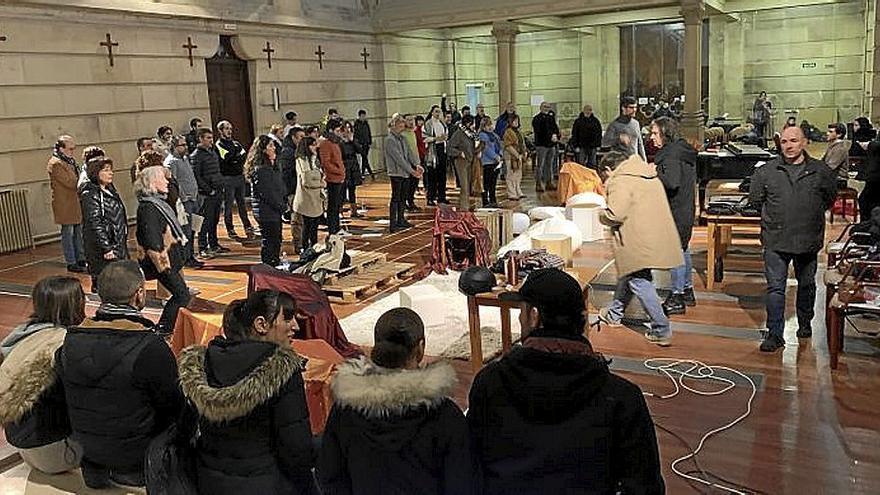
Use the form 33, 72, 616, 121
206, 35, 255, 147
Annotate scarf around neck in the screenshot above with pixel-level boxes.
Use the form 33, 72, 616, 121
54, 150, 79, 174
140, 194, 187, 246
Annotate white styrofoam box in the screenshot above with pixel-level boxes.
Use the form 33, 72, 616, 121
512, 212, 530, 235
528, 206, 565, 221
571, 206, 605, 242
399, 285, 447, 327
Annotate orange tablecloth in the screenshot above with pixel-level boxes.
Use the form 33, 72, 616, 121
558, 161, 605, 205
171, 308, 344, 433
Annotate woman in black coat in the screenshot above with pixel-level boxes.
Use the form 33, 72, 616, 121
247, 135, 286, 266
850, 117, 877, 158
179, 290, 318, 495
79, 157, 128, 293
317, 308, 475, 495
341, 121, 364, 218
135, 166, 191, 335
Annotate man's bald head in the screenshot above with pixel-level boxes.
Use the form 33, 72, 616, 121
780, 125, 807, 163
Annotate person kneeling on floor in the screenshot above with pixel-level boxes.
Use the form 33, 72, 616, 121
469, 268, 665, 494
318, 307, 475, 495
0, 276, 85, 474
597, 150, 683, 346
56, 261, 182, 489
179, 290, 318, 495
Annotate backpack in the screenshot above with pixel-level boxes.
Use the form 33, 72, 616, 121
144, 408, 199, 495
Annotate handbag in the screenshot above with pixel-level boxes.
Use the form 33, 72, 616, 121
144, 407, 199, 495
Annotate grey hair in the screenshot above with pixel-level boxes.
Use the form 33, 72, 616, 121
651, 116, 679, 145
133, 166, 165, 198
388, 114, 405, 128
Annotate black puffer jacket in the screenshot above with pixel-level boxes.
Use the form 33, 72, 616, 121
56, 310, 182, 471
318, 358, 475, 495
0, 323, 71, 449
179, 338, 317, 495
749, 153, 837, 253
655, 138, 698, 248
251, 162, 287, 223
216, 138, 247, 177
467, 328, 665, 495
340, 139, 363, 187
79, 181, 128, 275
191, 146, 223, 196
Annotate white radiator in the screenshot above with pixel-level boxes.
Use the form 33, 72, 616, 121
0, 189, 35, 254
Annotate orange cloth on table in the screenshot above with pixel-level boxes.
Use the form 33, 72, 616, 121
557, 161, 605, 205
171, 308, 344, 433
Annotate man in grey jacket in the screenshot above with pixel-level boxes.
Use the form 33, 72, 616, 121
749, 126, 836, 352
822, 122, 851, 188
164, 135, 202, 268
602, 96, 646, 160
384, 114, 422, 233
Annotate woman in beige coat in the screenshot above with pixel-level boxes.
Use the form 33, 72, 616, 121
597, 152, 683, 346
502, 115, 526, 200
293, 136, 326, 251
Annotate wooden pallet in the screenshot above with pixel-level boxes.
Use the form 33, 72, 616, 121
323, 261, 416, 303
321, 250, 387, 285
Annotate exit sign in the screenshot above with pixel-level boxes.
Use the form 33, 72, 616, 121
802, 62, 817, 69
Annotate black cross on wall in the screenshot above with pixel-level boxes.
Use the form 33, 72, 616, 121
263, 41, 275, 69
360, 47, 370, 70
315, 45, 325, 70
182, 37, 198, 67
100, 33, 119, 67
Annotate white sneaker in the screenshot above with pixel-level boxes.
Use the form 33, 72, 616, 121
598, 308, 623, 327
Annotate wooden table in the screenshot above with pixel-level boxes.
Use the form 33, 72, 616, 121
465, 267, 597, 373
703, 213, 762, 290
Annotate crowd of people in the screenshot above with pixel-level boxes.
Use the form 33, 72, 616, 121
0, 265, 665, 494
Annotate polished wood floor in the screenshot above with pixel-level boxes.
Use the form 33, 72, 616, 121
1, 170, 879, 494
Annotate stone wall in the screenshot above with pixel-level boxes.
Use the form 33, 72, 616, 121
0, 3, 380, 242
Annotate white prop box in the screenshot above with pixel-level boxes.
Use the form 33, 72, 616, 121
399, 285, 447, 327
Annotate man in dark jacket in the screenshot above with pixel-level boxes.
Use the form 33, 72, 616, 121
651, 117, 698, 315
749, 126, 837, 352
56, 261, 182, 488
279, 127, 304, 251
353, 109, 373, 178
469, 268, 665, 495
191, 127, 227, 258
570, 104, 603, 168
531, 101, 561, 192
216, 120, 255, 239
185, 117, 203, 154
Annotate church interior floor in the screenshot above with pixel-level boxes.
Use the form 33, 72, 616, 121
2, 171, 880, 493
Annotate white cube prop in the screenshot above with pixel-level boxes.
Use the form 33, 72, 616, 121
571, 206, 605, 242
399, 285, 447, 327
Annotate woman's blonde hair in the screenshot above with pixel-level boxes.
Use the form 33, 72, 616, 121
133, 165, 165, 198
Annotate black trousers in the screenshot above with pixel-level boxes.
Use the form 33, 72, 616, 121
156, 268, 191, 332
326, 182, 344, 234
407, 176, 419, 206
360, 147, 372, 176
482, 163, 499, 205
223, 175, 253, 232
346, 181, 357, 206
428, 145, 447, 202
259, 220, 282, 266
198, 195, 222, 250
302, 215, 320, 251
390, 176, 410, 225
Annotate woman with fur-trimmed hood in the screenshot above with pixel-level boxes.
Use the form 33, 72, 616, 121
317, 308, 476, 495
178, 290, 318, 495
0, 276, 84, 474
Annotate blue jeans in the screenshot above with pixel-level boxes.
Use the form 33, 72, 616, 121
535, 146, 556, 184
670, 249, 693, 294
606, 269, 671, 337
764, 249, 817, 338
60, 224, 84, 265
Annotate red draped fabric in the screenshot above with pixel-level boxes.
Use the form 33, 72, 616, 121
430, 206, 492, 273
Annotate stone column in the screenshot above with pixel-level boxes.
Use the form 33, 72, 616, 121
680, 0, 705, 145
492, 21, 518, 114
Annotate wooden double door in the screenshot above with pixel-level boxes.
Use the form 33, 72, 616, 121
206, 36, 255, 147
